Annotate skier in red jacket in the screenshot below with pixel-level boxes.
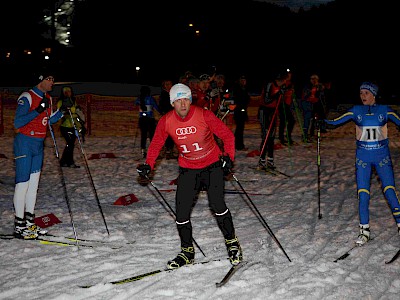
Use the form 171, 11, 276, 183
137, 83, 242, 269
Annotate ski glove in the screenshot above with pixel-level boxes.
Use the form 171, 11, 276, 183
137, 163, 151, 178
315, 119, 326, 129
35, 97, 50, 113
220, 155, 233, 176
60, 98, 73, 114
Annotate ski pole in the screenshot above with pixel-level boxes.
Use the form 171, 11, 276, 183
46, 110, 79, 247
230, 173, 291, 262
219, 109, 230, 121
68, 109, 110, 235
144, 175, 206, 257
316, 119, 322, 219
259, 95, 283, 164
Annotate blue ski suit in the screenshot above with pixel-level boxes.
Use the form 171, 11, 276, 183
325, 104, 400, 226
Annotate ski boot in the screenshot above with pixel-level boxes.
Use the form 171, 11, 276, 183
266, 157, 275, 170
14, 216, 38, 240
25, 212, 48, 235
355, 224, 370, 246
257, 159, 267, 171
225, 236, 243, 265
167, 246, 195, 269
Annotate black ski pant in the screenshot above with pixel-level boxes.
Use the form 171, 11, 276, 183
138, 117, 156, 149
258, 106, 277, 160
279, 102, 295, 142
60, 126, 77, 166
175, 161, 235, 249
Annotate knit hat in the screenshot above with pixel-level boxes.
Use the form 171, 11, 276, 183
199, 74, 211, 81
169, 83, 192, 104
360, 82, 378, 96
37, 67, 53, 81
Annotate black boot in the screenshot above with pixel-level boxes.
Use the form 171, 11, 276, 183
167, 246, 195, 269
225, 236, 243, 265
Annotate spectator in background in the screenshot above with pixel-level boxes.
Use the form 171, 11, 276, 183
301, 74, 326, 142
135, 85, 161, 158
188, 76, 200, 105
278, 70, 296, 145
195, 74, 212, 110
158, 79, 175, 159
210, 74, 226, 115
57, 86, 86, 168
258, 73, 287, 170
232, 75, 250, 151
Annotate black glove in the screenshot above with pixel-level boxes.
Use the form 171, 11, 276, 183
60, 98, 73, 114
35, 97, 49, 113
315, 119, 326, 129
220, 155, 233, 176
137, 163, 151, 178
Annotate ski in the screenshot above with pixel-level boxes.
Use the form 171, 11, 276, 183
385, 249, 400, 264
0, 233, 133, 246
251, 166, 291, 178
333, 238, 374, 262
45, 234, 135, 245
0, 235, 94, 248
0, 234, 125, 249
80, 258, 226, 288
216, 261, 247, 287
266, 168, 292, 178
333, 244, 358, 262
36, 237, 95, 248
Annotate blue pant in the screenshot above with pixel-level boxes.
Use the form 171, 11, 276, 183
14, 133, 44, 183
356, 148, 400, 225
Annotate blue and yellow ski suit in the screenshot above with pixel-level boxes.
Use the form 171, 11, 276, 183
325, 104, 400, 226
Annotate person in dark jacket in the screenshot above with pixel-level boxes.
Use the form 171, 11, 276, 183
135, 85, 161, 158
258, 73, 288, 170
301, 74, 326, 142
158, 79, 175, 159
232, 75, 250, 151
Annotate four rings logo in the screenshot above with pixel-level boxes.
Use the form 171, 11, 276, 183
176, 126, 197, 136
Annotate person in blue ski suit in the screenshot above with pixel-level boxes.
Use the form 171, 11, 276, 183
135, 85, 161, 158
13, 70, 70, 240
324, 82, 400, 246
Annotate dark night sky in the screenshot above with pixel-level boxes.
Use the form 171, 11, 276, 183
1, 0, 398, 102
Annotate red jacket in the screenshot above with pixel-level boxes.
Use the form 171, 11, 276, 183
146, 105, 235, 170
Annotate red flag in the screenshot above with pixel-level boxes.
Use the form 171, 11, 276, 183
88, 153, 117, 160
34, 213, 62, 228
169, 178, 178, 185
246, 150, 260, 157
114, 194, 139, 206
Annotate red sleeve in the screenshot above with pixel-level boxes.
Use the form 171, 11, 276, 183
145, 116, 168, 169
202, 109, 235, 161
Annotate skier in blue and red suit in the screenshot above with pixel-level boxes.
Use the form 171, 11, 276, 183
13, 70, 70, 240
324, 82, 400, 246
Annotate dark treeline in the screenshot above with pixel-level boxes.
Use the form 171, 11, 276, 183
1, 0, 398, 102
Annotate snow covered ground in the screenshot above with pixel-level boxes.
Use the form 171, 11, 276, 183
1, 121, 400, 300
